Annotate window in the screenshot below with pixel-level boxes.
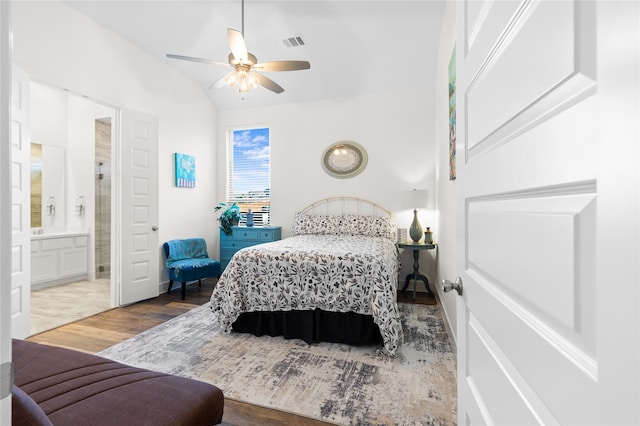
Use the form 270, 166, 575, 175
227, 127, 270, 225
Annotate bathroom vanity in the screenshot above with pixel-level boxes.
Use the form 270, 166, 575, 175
31, 231, 89, 289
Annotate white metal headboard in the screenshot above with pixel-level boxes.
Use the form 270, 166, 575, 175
298, 197, 392, 218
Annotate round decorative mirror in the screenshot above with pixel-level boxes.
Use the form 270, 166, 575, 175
321, 141, 368, 179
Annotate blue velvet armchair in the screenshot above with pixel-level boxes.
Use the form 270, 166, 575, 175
163, 238, 221, 300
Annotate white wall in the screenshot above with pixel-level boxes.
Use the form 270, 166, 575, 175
31, 83, 68, 228
434, 0, 458, 343
31, 82, 67, 148
12, 1, 218, 288
65, 93, 114, 231
217, 90, 437, 282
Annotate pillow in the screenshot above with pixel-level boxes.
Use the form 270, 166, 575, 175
293, 213, 396, 241
12, 385, 53, 426
339, 214, 397, 241
292, 213, 341, 235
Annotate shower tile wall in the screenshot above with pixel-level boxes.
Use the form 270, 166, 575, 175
95, 119, 111, 279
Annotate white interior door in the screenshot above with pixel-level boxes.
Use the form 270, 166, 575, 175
118, 109, 159, 305
10, 65, 30, 339
455, 1, 639, 424
0, 2, 11, 422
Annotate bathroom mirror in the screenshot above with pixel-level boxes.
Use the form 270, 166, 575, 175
30, 143, 66, 228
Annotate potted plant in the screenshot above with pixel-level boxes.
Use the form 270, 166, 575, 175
215, 202, 243, 236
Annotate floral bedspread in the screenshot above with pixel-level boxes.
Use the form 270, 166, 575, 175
210, 234, 403, 355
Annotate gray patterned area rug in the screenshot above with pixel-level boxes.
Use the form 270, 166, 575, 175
97, 303, 457, 425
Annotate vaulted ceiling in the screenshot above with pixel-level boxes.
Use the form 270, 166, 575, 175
66, 1, 445, 111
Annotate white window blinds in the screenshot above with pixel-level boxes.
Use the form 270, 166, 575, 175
227, 127, 270, 225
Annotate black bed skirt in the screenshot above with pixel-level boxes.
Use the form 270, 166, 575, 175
231, 309, 383, 347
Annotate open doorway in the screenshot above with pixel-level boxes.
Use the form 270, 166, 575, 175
29, 81, 116, 335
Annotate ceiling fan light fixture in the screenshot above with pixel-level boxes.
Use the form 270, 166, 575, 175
228, 52, 257, 67
166, 0, 309, 97
225, 72, 239, 88
237, 71, 260, 93
246, 72, 260, 90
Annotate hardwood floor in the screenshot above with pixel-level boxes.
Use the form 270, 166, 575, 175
26, 278, 436, 425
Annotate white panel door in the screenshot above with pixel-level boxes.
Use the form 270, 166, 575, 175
119, 109, 159, 305
455, 1, 639, 425
10, 65, 30, 339
0, 2, 11, 421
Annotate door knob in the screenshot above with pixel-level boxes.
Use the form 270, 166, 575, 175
442, 277, 463, 296
152, 226, 159, 231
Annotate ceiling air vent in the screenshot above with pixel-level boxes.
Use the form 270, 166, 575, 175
283, 35, 306, 48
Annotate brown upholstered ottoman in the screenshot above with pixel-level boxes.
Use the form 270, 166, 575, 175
12, 339, 224, 425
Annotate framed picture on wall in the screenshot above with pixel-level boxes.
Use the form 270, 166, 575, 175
174, 153, 196, 188
448, 45, 457, 181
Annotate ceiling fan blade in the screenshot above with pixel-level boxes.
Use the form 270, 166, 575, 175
254, 61, 311, 72
208, 72, 233, 90
255, 73, 284, 94
166, 54, 230, 68
227, 28, 248, 62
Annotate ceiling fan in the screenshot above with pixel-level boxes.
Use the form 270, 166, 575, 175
166, 0, 310, 95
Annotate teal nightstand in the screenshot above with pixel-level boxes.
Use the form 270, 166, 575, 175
219, 226, 282, 271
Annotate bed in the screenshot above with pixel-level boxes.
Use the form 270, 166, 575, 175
209, 197, 403, 355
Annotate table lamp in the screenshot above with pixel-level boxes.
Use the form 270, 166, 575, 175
401, 189, 429, 243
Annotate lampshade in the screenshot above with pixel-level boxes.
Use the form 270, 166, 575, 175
401, 189, 429, 210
